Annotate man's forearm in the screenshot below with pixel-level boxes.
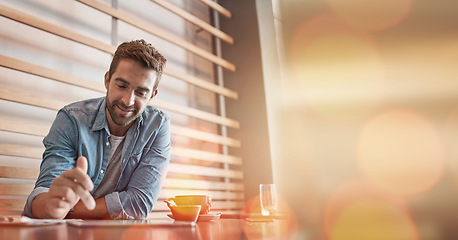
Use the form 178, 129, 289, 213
31, 193, 69, 219
65, 197, 110, 219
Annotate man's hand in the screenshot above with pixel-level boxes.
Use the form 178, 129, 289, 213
32, 156, 96, 219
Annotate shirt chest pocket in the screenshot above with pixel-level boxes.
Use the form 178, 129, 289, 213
122, 151, 142, 176
117, 151, 143, 190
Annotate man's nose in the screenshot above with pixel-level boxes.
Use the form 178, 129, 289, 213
122, 91, 135, 106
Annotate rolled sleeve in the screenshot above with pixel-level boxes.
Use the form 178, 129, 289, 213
105, 192, 135, 220
22, 187, 49, 218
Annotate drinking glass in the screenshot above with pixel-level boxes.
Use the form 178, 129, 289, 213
260, 184, 278, 216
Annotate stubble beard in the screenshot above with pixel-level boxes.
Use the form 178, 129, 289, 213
106, 97, 141, 127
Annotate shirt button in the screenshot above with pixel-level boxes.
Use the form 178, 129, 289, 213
100, 170, 104, 174
106, 142, 109, 146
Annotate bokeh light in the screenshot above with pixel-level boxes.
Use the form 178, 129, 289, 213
326, 0, 414, 32
357, 109, 445, 195
242, 194, 262, 216
332, 199, 418, 240
288, 14, 385, 118
324, 179, 418, 240
443, 105, 458, 190
242, 194, 298, 239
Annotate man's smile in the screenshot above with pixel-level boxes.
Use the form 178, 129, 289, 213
116, 103, 136, 115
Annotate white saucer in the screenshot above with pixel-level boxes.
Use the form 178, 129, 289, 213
197, 213, 221, 221
167, 213, 221, 222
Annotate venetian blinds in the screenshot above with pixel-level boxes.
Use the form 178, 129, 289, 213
0, 0, 243, 217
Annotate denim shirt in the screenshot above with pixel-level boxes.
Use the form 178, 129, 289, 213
22, 97, 171, 219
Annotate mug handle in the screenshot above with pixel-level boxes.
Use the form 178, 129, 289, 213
165, 197, 177, 208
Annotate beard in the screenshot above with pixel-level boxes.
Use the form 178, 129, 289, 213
106, 97, 141, 127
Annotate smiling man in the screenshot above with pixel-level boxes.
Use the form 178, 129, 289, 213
23, 39, 170, 220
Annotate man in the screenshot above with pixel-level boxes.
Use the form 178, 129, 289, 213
22, 39, 170, 220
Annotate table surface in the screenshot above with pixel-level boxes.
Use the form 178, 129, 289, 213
0, 217, 297, 240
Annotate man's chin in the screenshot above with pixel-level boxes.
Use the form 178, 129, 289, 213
114, 119, 133, 127
110, 114, 131, 126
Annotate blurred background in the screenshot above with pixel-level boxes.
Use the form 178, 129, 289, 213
220, 0, 458, 239
231, 0, 458, 239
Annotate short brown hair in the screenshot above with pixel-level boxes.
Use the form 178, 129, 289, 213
108, 39, 167, 91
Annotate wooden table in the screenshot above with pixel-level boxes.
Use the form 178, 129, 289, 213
0, 217, 296, 240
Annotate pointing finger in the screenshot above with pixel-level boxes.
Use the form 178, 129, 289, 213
73, 184, 96, 210
75, 156, 95, 209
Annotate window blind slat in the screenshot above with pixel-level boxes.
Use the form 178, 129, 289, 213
172, 147, 242, 165
152, 200, 244, 211
0, 118, 49, 137
0, 7, 238, 99
159, 190, 244, 200
0, 166, 39, 180
168, 163, 243, 179
75, 0, 236, 71
0, 4, 116, 53
150, 0, 234, 44
171, 126, 240, 148
199, 0, 232, 18
163, 178, 244, 191
0, 183, 34, 196
0, 199, 27, 212
0, 88, 67, 111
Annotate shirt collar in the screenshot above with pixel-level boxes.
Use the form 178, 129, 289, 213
91, 97, 108, 133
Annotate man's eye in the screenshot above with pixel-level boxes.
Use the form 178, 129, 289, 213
117, 84, 127, 89
136, 91, 147, 97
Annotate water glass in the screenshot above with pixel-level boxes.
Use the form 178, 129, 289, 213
260, 184, 278, 216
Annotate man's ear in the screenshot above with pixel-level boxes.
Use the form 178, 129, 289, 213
104, 72, 110, 90
150, 89, 158, 100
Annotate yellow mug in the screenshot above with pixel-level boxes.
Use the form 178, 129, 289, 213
169, 205, 201, 222
168, 195, 212, 215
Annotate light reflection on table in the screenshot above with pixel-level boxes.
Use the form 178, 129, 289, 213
0, 218, 297, 240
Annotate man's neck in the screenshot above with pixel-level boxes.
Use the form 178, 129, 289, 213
105, 109, 132, 136
109, 124, 130, 137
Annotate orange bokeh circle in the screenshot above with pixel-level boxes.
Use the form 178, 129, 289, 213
324, 179, 418, 240
326, 0, 414, 32
288, 14, 385, 119
357, 109, 445, 196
